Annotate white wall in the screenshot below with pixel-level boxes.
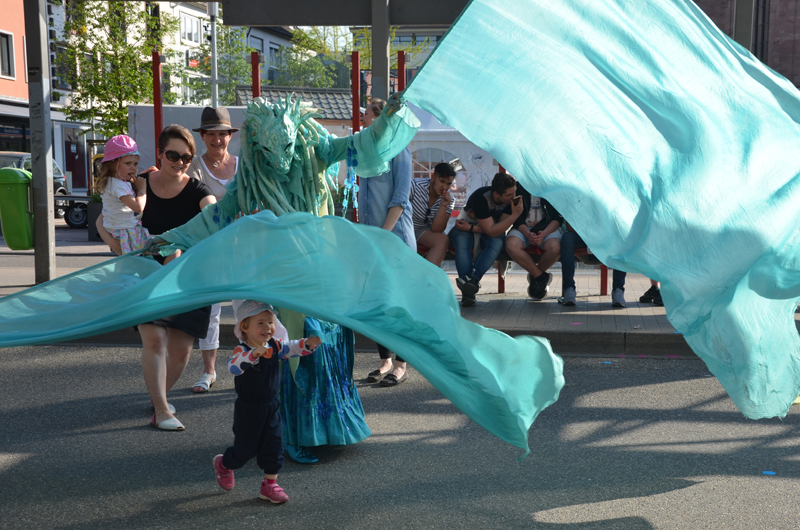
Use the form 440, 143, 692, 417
128, 104, 347, 181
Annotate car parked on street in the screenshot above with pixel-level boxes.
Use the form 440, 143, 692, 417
0, 152, 70, 218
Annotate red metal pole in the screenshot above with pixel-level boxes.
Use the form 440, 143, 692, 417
251, 52, 261, 99
397, 51, 406, 91
351, 51, 361, 223
152, 52, 163, 169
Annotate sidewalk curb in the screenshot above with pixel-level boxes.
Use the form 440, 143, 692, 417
61, 323, 697, 357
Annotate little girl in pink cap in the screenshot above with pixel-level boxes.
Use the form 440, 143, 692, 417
96, 135, 150, 254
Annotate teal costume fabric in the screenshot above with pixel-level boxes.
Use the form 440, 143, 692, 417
280, 318, 371, 447
404, 0, 800, 418
0, 212, 564, 456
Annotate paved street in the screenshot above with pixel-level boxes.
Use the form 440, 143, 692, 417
2, 223, 800, 528
1, 346, 799, 529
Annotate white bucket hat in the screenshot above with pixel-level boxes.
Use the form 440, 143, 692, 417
232, 300, 288, 343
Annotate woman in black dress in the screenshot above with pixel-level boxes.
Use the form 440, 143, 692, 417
140, 125, 216, 430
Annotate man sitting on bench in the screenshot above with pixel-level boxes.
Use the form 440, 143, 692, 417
504, 184, 563, 300
450, 172, 524, 306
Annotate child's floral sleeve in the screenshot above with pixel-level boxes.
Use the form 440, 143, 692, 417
273, 338, 319, 360
228, 345, 259, 375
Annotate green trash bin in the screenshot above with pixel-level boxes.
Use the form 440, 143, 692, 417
0, 167, 34, 251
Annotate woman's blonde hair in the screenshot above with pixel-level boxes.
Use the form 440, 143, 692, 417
367, 98, 386, 117
95, 160, 117, 193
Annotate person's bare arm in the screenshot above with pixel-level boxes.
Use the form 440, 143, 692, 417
200, 195, 217, 209
479, 199, 524, 238
382, 205, 404, 231
119, 193, 146, 213
430, 190, 452, 233
531, 220, 561, 246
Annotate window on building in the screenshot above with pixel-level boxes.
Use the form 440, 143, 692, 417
52, 47, 74, 89
182, 83, 194, 105
269, 45, 281, 69
1, 32, 15, 78
391, 35, 413, 46
249, 36, 264, 56
181, 15, 201, 44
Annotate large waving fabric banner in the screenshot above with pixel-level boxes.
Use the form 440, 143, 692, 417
0, 212, 564, 456
405, 0, 800, 418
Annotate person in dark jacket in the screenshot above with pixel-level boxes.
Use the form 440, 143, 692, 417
504, 184, 563, 300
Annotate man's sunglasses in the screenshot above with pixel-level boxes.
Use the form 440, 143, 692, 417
162, 150, 193, 164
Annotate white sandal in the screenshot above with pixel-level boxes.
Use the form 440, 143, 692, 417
149, 399, 176, 414
192, 373, 217, 393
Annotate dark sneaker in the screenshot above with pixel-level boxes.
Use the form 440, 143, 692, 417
461, 293, 476, 307
528, 272, 552, 300
611, 288, 626, 308
456, 276, 480, 296
639, 285, 658, 303
652, 288, 663, 306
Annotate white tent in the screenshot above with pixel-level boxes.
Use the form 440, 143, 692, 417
407, 103, 499, 208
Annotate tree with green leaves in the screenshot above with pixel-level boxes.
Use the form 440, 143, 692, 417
51, 1, 180, 137
182, 19, 255, 105
273, 27, 338, 89
351, 26, 431, 70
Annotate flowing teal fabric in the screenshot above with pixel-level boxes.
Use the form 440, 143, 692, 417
0, 212, 564, 456
404, 0, 800, 418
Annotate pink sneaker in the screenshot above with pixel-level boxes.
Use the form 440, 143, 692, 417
259, 480, 289, 503
213, 454, 234, 491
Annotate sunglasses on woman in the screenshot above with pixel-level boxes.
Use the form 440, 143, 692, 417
162, 150, 193, 164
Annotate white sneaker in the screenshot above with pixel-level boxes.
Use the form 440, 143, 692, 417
611, 288, 626, 308
560, 286, 576, 306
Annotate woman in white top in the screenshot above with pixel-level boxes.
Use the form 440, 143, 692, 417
185, 107, 239, 394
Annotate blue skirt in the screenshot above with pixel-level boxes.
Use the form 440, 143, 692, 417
280, 318, 371, 447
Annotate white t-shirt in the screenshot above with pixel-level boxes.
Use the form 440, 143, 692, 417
187, 156, 238, 200
101, 178, 138, 229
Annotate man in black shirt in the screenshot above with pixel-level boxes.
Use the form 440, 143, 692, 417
449, 172, 524, 306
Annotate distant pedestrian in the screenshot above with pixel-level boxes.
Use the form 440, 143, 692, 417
213, 301, 321, 504
95, 135, 149, 255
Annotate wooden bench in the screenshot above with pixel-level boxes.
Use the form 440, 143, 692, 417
417, 244, 610, 295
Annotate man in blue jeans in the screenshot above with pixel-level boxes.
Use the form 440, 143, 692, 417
559, 229, 628, 307
449, 172, 524, 306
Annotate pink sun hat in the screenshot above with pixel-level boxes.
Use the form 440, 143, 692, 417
101, 135, 140, 163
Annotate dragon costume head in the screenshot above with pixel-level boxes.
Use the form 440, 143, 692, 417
235, 94, 338, 218
247, 95, 320, 175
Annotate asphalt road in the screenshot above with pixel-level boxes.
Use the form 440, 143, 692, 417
0, 346, 798, 530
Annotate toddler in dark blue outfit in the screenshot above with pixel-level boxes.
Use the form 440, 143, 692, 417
213, 301, 321, 503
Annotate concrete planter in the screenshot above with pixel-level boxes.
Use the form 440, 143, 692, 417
87, 202, 103, 242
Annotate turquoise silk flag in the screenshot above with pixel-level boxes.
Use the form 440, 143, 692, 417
405, 0, 800, 418
0, 212, 564, 456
